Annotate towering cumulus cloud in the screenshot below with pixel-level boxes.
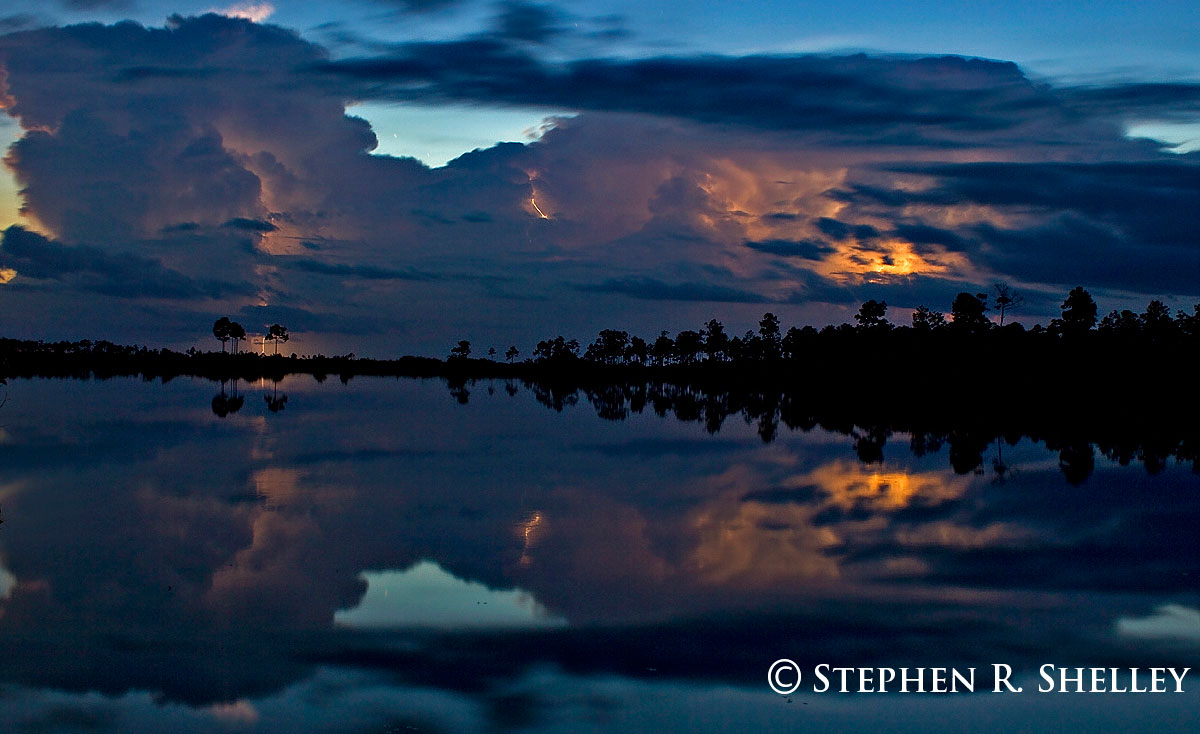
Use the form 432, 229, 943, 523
1, 13, 1198, 352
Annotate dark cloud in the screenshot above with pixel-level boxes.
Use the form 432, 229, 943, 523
0, 226, 249, 299
779, 267, 858, 305
840, 160, 1200, 293
283, 257, 440, 281
575, 438, 749, 458
160, 222, 200, 233
494, 1, 564, 44
366, 0, 463, 13
60, 0, 134, 9
582, 13, 630, 42
222, 217, 277, 232
576, 277, 768, 303
892, 223, 972, 253
113, 65, 220, 82
1065, 82, 1200, 117
830, 183, 913, 208
743, 238, 833, 260
740, 485, 822, 504
317, 50, 1062, 145
896, 160, 1200, 246
313, 43, 1200, 154
815, 217, 879, 241
236, 303, 396, 336
972, 217, 1200, 294
0, 14, 40, 31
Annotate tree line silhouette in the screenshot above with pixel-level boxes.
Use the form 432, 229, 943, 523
452, 285, 1200, 368
0, 285, 1197, 433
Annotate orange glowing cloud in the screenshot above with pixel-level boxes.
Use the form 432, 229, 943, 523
804, 460, 969, 511
682, 458, 973, 590
689, 494, 842, 587
518, 142, 985, 291
819, 237, 975, 283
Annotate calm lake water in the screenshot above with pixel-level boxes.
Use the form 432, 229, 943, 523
0, 376, 1197, 732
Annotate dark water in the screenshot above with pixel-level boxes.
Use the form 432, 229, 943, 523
0, 376, 1197, 732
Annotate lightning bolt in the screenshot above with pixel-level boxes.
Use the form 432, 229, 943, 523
525, 169, 550, 219
519, 511, 544, 566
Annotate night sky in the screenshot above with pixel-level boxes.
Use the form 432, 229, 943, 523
1, 1, 1198, 356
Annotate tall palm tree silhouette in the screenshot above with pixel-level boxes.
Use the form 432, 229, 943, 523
212, 317, 232, 352
229, 322, 246, 353
266, 324, 289, 355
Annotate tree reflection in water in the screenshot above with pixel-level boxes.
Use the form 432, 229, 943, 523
448, 377, 1199, 485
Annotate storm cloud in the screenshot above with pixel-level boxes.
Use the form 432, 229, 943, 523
1, 226, 251, 299
1, 13, 1199, 352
